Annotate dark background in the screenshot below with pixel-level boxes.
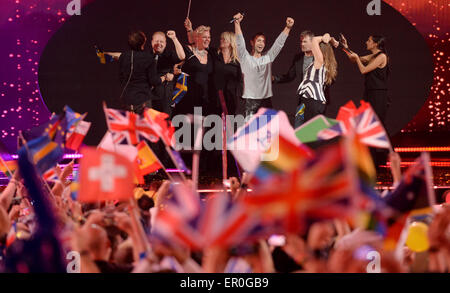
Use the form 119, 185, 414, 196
38, 0, 434, 146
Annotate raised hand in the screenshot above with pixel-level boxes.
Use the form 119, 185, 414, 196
330, 37, 340, 48
233, 13, 244, 24
286, 17, 294, 29
184, 18, 193, 31
166, 30, 177, 40
114, 212, 133, 234
349, 52, 359, 61
322, 33, 331, 44
340, 33, 349, 49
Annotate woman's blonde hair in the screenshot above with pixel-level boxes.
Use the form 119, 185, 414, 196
218, 31, 239, 63
194, 25, 211, 36
320, 42, 338, 85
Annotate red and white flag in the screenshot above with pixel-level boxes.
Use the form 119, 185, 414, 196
66, 120, 91, 151
78, 147, 134, 202
43, 167, 59, 182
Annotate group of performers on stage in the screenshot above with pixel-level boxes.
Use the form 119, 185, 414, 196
100, 13, 390, 176
104, 13, 390, 128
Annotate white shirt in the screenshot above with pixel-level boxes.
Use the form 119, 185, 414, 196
236, 32, 288, 99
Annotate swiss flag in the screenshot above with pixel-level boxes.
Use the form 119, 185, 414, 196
78, 147, 134, 202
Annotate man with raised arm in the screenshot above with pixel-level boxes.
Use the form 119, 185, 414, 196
233, 13, 294, 119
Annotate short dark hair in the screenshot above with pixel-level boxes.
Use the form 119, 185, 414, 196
251, 32, 266, 44
300, 30, 314, 40
128, 30, 147, 51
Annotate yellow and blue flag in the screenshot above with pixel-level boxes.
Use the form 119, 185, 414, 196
95, 46, 114, 64
20, 135, 63, 175
171, 73, 188, 107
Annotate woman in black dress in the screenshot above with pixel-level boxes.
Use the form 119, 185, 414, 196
173, 25, 214, 116
212, 31, 243, 116
341, 34, 390, 169
341, 34, 390, 124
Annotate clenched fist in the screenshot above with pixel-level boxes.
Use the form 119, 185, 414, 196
233, 13, 244, 24
286, 17, 295, 29
322, 33, 331, 44
166, 30, 177, 40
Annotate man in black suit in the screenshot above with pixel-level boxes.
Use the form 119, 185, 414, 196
150, 31, 183, 117
273, 30, 335, 128
119, 31, 171, 114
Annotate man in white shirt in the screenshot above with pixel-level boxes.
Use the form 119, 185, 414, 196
233, 13, 294, 119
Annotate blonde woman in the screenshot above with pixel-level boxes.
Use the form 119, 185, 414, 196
174, 21, 214, 116
297, 33, 337, 123
184, 19, 243, 115
214, 31, 243, 115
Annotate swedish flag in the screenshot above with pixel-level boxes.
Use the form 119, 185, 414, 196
171, 73, 188, 107
21, 135, 64, 175
95, 46, 114, 64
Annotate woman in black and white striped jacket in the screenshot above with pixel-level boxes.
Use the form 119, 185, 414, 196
297, 33, 337, 126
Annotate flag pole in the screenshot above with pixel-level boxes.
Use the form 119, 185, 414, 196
187, 0, 192, 19
128, 198, 152, 255
218, 90, 229, 189
192, 115, 203, 191
192, 151, 200, 191
422, 152, 437, 211
165, 145, 187, 181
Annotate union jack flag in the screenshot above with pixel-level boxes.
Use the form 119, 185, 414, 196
244, 141, 357, 234
103, 104, 159, 146
318, 101, 391, 149
198, 193, 262, 248
152, 183, 204, 250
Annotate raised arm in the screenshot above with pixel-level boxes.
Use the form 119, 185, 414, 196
340, 34, 371, 64
184, 18, 195, 45
0, 169, 20, 210
267, 17, 294, 62
312, 34, 328, 69
167, 30, 186, 61
104, 52, 122, 61
233, 13, 250, 62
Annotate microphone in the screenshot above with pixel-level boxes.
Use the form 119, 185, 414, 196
230, 13, 244, 23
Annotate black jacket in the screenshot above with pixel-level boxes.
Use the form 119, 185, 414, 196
151, 49, 181, 101
274, 53, 332, 103
119, 50, 161, 106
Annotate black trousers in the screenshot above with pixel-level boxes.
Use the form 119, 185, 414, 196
363, 89, 389, 125
239, 97, 274, 119
364, 89, 390, 170
302, 97, 327, 123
